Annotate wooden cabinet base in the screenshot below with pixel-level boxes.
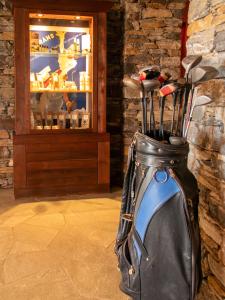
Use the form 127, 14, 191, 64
13, 133, 110, 199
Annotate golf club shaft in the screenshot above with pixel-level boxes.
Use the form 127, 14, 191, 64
141, 96, 145, 134
170, 91, 178, 135
175, 88, 184, 135
143, 96, 147, 135
183, 86, 195, 137
151, 90, 156, 138
149, 90, 155, 137
180, 83, 191, 136
159, 96, 166, 140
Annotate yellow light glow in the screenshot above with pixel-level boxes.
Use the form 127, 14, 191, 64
76, 16, 80, 20
37, 14, 43, 17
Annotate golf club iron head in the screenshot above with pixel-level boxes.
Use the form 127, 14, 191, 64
189, 66, 219, 84
184, 95, 213, 137
182, 55, 202, 78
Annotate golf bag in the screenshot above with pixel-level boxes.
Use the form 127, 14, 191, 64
115, 132, 201, 300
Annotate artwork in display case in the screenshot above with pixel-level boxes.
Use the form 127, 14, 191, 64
29, 13, 93, 130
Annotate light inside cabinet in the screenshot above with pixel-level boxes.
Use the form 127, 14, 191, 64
29, 13, 93, 130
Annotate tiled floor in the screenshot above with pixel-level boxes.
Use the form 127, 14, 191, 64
0, 189, 129, 300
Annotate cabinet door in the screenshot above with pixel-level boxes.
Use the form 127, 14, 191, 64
29, 13, 94, 131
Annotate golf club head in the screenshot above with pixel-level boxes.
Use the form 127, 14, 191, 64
194, 95, 213, 107
182, 55, 202, 76
189, 66, 219, 84
159, 83, 178, 97
142, 79, 160, 92
123, 76, 142, 90
139, 65, 160, 73
158, 70, 172, 83
169, 137, 186, 145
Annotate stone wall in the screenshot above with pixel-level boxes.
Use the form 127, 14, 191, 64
121, 0, 186, 168
187, 0, 225, 299
0, 0, 14, 188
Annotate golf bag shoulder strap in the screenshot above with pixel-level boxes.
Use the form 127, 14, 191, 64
115, 138, 137, 250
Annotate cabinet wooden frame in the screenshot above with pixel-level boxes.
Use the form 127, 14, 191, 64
12, 0, 112, 198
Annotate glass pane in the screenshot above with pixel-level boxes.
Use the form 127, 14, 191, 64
29, 13, 93, 130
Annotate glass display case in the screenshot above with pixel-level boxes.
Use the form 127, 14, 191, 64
13, 0, 111, 198
29, 14, 93, 130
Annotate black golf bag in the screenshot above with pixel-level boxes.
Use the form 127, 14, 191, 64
115, 132, 201, 300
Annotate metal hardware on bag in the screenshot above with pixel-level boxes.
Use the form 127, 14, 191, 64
122, 213, 133, 222
154, 169, 169, 184
129, 266, 135, 275
146, 257, 149, 261
135, 161, 140, 167
170, 160, 175, 165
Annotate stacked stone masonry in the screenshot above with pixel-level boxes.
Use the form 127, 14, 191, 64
187, 0, 225, 299
121, 0, 186, 169
0, 0, 14, 188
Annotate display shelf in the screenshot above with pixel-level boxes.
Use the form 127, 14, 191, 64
30, 52, 91, 58
30, 89, 93, 93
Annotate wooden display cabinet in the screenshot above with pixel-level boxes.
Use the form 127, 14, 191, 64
12, 0, 112, 198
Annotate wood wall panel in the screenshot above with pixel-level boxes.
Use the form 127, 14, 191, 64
13, 145, 26, 188
98, 142, 110, 185
27, 159, 97, 171
97, 12, 107, 133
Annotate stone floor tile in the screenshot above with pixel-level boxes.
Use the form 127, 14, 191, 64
0, 235, 14, 260
24, 213, 65, 229
3, 251, 59, 284
12, 223, 59, 251
0, 215, 33, 227
0, 189, 128, 300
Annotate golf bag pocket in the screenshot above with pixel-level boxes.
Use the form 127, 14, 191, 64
118, 237, 141, 299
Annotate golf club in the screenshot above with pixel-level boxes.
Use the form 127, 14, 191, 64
183, 66, 219, 135
180, 55, 202, 137
159, 83, 177, 140
170, 81, 185, 136
184, 95, 213, 138
175, 87, 185, 136
142, 79, 160, 137
182, 55, 202, 81
123, 76, 146, 134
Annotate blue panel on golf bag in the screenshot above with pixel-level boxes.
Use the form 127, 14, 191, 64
135, 170, 180, 242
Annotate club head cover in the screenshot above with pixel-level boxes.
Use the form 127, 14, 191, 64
159, 84, 177, 97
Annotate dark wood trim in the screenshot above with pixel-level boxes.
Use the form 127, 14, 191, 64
97, 12, 107, 133
11, 0, 113, 12
14, 133, 110, 144
98, 141, 110, 184
14, 184, 109, 198
92, 14, 98, 132
13, 145, 26, 188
